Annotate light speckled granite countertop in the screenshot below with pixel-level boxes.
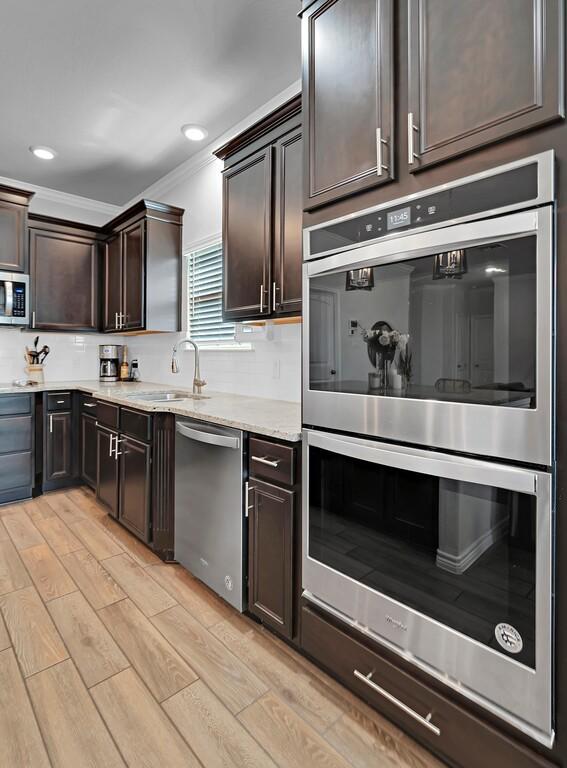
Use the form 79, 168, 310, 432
0, 380, 302, 442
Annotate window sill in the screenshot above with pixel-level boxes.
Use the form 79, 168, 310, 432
197, 342, 253, 352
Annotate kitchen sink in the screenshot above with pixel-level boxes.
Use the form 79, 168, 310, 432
124, 391, 209, 402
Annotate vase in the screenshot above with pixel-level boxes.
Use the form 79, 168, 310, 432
368, 359, 390, 394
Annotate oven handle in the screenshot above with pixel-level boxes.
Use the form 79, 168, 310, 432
307, 431, 538, 495
353, 669, 441, 736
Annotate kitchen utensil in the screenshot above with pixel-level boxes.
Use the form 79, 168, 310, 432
39, 345, 50, 364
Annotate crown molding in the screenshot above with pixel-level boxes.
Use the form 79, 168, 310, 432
125, 78, 302, 206
0, 173, 121, 218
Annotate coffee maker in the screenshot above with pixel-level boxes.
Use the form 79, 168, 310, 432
99, 345, 123, 383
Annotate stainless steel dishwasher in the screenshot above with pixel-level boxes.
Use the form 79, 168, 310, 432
174, 417, 246, 612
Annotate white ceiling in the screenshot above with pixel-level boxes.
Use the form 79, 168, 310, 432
0, 0, 301, 205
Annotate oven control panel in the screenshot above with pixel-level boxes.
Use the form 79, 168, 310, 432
308, 160, 540, 259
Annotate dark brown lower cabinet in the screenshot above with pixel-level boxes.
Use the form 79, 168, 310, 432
81, 413, 97, 489
301, 604, 555, 768
44, 410, 73, 486
119, 435, 151, 542
96, 426, 119, 518
248, 479, 295, 639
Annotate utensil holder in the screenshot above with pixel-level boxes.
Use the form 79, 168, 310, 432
25, 364, 44, 384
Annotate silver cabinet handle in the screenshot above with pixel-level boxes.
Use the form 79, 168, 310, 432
272, 281, 278, 310
259, 284, 264, 313
114, 438, 123, 459
49, 414, 53, 433
115, 312, 119, 329
84, 403, 96, 408
407, 112, 419, 165
56, 400, 65, 404
353, 670, 440, 736
251, 455, 280, 468
32, 311, 36, 328
245, 481, 255, 518
376, 128, 389, 176
109, 433, 114, 457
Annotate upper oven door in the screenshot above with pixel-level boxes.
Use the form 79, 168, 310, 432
303, 207, 553, 466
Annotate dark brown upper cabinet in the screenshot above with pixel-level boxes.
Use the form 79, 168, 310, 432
215, 95, 303, 322
102, 200, 183, 333
0, 185, 34, 273
273, 129, 303, 315
222, 147, 273, 321
29, 217, 101, 331
303, 0, 394, 209
103, 234, 122, 332
407, 0, 564, 172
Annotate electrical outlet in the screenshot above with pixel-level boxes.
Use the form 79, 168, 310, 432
348, 319, 359, 336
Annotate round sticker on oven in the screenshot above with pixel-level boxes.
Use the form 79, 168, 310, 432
495, 623, 523, 654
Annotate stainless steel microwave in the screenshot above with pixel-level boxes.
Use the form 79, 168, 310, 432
0, 272, 29, 325
303, 152, 555, 467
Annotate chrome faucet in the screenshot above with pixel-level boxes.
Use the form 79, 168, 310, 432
171, 338, 207, 395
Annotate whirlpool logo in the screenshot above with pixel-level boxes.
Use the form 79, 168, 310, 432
385, 615, 408, 632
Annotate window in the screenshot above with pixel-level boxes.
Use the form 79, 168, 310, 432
187, 242, 235, 343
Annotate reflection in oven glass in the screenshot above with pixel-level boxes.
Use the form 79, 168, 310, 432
309, 447, 536, 668
309, 235, 537, 408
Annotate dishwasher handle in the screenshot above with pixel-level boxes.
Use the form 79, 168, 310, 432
176, 422, 240, 450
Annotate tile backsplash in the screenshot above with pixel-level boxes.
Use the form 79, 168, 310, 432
0, 329, 114, 383
0, 324, 302, 402
127, 323, 302, 402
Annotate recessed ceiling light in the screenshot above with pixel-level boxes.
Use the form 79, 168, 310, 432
29, 145, 57, 160
181, 124, 208, 142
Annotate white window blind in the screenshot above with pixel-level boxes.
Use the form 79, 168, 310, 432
187, 243, 235, 342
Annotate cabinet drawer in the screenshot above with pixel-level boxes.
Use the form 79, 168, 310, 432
80, 394, 98, 416
47, 392, 72, 411
120, 407, 152, 442
0, 451, 32, 492
300, 605, 552, 768
96, 400, 119, 429
0, 394, 32, 416
0, 416, 32, 455
250, 437, 296, 485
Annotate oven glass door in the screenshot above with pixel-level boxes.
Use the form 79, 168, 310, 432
303, 429, 553, 741
304, 208, 553, 465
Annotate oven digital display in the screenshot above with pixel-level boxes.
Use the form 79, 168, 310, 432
387, 206, 411, 230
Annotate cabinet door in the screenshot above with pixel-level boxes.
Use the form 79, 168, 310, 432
81, 413, 97, 489
303, 0, 394, 209
274, 130, 303, 315
248, 479, 294, 639
407, 0, 564, 172
119, 435, 151, 542
0, 201, 27, 272
103, 234, 122, 332
223, 147, 272, 320
122, 221, 145, 331
96, 426, 119, 517
45, 411, 72, 482
30, 229, 99, 331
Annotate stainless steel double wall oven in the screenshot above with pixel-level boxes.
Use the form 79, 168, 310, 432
302, 152, 556, 745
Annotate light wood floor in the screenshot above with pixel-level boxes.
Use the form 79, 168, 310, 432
0, 488, 443, 768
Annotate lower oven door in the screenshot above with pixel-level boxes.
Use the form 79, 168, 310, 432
303, 428, 553, 744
